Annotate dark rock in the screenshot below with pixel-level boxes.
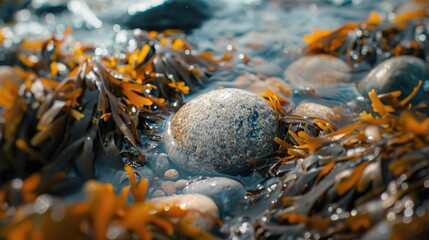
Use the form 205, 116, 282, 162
0, 0, 28, 23
101, 0, 216, 31
356, 56, 428, 104
31, 0, 68, 15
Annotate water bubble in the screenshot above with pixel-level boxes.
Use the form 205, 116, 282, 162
304, 232, 311, 239
387, 212, 396, 221
405, 200, 414, 209
404, 208, 413, 218
11, 179, 23, 189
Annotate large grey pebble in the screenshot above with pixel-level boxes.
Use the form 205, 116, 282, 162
165, 88, 279, 175
356, 56, 428, 104
182, 177, 246, 213
285, 55, 351, 87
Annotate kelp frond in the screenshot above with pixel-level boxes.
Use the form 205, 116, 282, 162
0, 167, 220, 240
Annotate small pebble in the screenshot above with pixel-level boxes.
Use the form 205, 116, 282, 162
164, 169, 179, 180
160, 181, 176, 195
135, 166, 154, 181
234, 74, 291, 97
356, 56, 427, 104
285, 54, 351, 87
165, 88, 279, 175
294, 102, 335, 120
235, 29, 292, 52
149, 194, 219, 230
183, 177, 246, 213
175, 179, 189, 190
153, 153, 170, 175
151, 190, 166, 198
249, 57, 282, 76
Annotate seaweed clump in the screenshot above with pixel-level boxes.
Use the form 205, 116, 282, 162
0, 27, 231, 238
303, 7, 429, 66
0, 166, 221, 240
0, 28, 226, 187
253, 82, 429, 239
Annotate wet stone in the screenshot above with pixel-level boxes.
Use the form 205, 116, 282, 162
152, 153, 170, 175
148, 194, 219, 230
356, 56, 428, 104
285, 54, 351, 87
98, 0, 215, 31
249, 57, 282, 77
294, 102, 335, 120
164, 169, 179, 180
175, 179, 189, 190
151, 190, 166, 198
233, 74, 291, 97
182, 177, 246, 213
165, 88, 279, 175
160, 181, 176, 195
134, 167, 154, 182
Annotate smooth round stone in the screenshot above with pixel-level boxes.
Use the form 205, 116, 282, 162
294, 102, 335, 120
151, 190, 166, 198
175, 179, 189, 190
160, 181, 176, 195
182, 177, 246, 213
148, 194, 219, 230
233, 74, 291, 97
356, 56, 427, 104
165, 88, 279, 175
285, 55, 351, 87
164, 169, 179, 180
96, 0, 223, 31
249, 57, 282, 77
150, 153, 170, 176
